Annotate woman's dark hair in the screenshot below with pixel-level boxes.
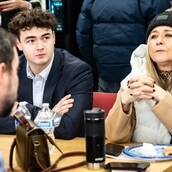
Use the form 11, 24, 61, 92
0, 27, 17, 70
8, 9, 57, 39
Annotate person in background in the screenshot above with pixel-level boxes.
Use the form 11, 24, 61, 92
105, 10, 172, 144
0, 27, 19, 172
6, 9, 93, 139
0, 0, 40, 29
76, 0, 171, 92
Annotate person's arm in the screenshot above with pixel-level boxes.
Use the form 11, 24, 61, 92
76, 0, 93, 65
153, 92, 172, 134
0, 152, 6, 172
0, 116, 16, 134
0, 0, 41, 12
105, 92, 136, 144
54, 63, 93, 139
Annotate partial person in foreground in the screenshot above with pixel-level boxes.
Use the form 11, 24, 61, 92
0, 27, 19, 172
106, 10, 172, 144
7, 9, 93, 139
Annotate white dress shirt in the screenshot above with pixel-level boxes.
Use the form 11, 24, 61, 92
26, 56, 54, 107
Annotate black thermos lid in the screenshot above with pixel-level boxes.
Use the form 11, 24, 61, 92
84, 108, 105, 120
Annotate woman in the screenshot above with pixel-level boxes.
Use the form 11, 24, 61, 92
105, 10, 172, 144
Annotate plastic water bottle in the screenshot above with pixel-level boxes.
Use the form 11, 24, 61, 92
18, 101, 32, 120
34, 103, 55, 139
53, 112, 62, 128
15, 101, 31, 128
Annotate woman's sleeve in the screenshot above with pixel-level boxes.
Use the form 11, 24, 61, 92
105, 93, 136, 143
153, 92, 172, 134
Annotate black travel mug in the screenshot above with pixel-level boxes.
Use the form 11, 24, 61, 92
84, 108, 105, 169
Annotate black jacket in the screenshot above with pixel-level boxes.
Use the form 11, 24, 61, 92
76, 0, 171, 82
0, 49, 93, 139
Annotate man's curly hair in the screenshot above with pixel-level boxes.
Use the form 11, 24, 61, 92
8, 8, 57, 39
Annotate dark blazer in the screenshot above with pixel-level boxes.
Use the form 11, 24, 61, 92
0, 49, 93, 139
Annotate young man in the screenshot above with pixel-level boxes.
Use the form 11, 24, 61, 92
0, 27, 19, 172
8, 9, 93, 139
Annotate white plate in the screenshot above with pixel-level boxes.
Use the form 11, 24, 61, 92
123, 144, 172, 161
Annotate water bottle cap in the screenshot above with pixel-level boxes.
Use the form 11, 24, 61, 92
19, 101, 27, 106
42, 103, 50, 108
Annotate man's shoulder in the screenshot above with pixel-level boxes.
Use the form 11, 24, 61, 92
19, 53, 26, 61
19, 54, 27, 68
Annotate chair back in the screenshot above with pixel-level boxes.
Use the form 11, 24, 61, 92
93, 92, 117, 117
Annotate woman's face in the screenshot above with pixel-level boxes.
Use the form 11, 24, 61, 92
148, 26, 172, 71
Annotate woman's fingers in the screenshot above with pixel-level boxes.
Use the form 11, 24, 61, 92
129, 75, 155, 88
127, 76, 155, 101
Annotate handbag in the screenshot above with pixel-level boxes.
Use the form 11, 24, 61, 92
9, 111, 86, 172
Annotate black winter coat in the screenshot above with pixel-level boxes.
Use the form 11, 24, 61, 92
76, 0, 171, 82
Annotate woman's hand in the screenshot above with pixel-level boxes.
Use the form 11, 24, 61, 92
52, 94, 74, 116
121, 75, 155, 112
0, 0, 31, 12
123, 75, 167, 105
127, 75, 155, 101
151, 84, 167, 103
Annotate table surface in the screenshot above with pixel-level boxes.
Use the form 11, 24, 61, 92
0, 135, 172, 172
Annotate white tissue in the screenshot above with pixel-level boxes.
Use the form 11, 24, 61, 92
141, 143, 158, 157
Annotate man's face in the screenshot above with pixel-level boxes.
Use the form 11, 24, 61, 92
17, 27, 55, 73
0, 47, 19, 117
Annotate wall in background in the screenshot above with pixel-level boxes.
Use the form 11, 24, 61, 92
41, 0, 83, 57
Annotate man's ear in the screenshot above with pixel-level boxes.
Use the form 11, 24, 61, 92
53, 31, 56, 45
0, 63, 8, 81
16, 39, 23, 51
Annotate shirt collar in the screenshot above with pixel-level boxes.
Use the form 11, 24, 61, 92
26, 54, 54, 80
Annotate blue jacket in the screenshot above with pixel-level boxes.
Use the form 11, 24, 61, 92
0, 49, 93, 139
76, 0, 171, 82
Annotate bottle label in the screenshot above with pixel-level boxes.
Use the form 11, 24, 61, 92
37, 120, 53, 128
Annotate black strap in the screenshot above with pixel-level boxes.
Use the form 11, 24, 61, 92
46, 135, 63, 154
9, 138, 16, 171
43, 152, 86, 172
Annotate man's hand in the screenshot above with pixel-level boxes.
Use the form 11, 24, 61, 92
52, 94, 74, 116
